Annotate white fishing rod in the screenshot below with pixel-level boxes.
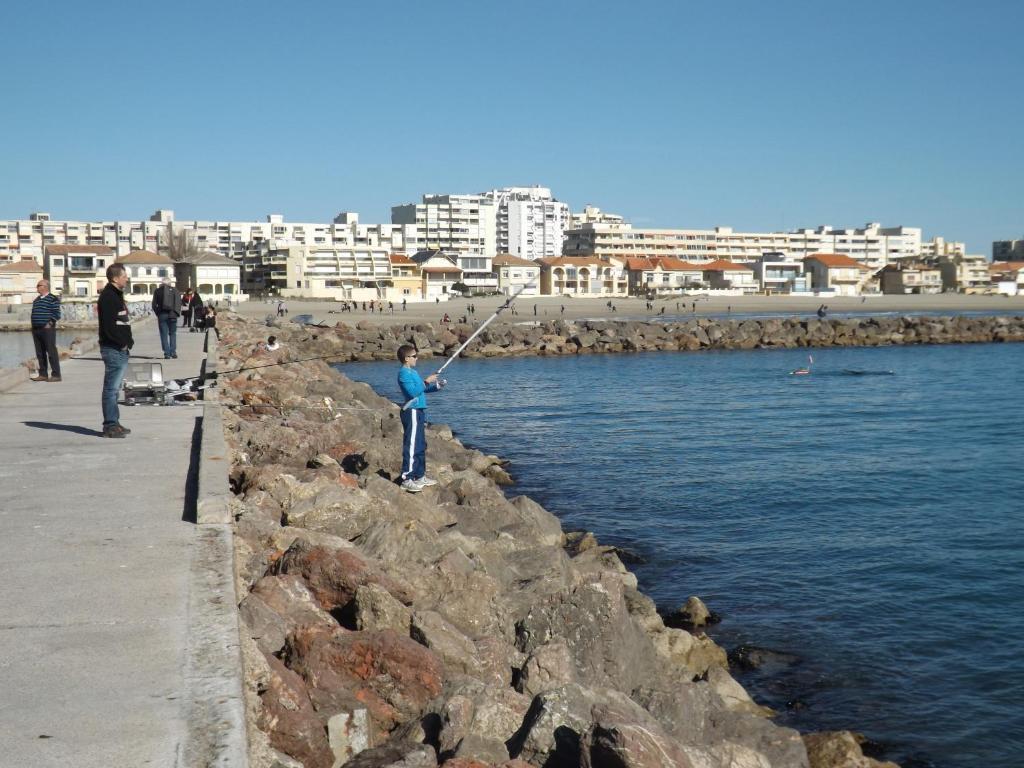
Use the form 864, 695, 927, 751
402, 280, 536, 410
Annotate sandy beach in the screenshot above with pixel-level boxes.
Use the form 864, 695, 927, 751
230, 292, 1024, 327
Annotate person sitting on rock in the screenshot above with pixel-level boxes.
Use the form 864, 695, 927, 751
396, 344, 444, 493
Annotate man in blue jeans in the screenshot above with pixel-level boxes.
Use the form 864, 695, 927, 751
151, 276, 181, 358
396, 344, 444, 492
97, 263, 134, 438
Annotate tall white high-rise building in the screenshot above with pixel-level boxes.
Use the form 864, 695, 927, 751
391, 194, 497, 257
483, 186, 569, 260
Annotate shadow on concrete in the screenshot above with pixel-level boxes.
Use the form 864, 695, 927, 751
182, 415, 201, 524
22, 421, 103, 437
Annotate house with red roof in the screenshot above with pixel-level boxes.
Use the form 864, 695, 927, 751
802, 253, 870, 296
388, 253, 423, 300
624, 256, 706, 295
411, 249, 463, 300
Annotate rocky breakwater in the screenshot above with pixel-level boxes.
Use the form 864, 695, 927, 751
218, 316, 899, 768
268, 314, 1024, 364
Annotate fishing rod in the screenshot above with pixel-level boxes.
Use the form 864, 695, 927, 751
401, 280, 536, 410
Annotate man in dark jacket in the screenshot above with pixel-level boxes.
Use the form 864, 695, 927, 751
30, 278, 62, 382
98, 264, 134, 438
151, 277, 181, 358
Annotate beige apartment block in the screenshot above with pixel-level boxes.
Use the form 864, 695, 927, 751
538, 256, 628, 297
936, 254, 990, 292
44, 244, 116, 298
0, 258, 43, 303
879, 263, 943, 294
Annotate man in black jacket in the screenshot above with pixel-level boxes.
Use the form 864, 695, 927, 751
98, 264, 134, 438
151, 277, 181, 358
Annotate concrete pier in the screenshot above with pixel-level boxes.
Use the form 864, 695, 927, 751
0, 322, 246, 767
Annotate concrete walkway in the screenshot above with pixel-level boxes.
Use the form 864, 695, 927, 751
0, 322, 244, 767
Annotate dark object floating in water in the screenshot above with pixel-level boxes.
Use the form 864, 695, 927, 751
842, 369, 895, 376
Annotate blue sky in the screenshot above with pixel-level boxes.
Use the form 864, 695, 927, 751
1, 0, 1020, 253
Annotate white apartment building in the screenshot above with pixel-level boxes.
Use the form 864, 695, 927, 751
564, 221, 945, 274
484, 187, 569, 260
750, 253, 809, 294
243, 244, 393, 301
0, 210, 414, 265
564, 223, 719, 261
391, 194, 497, 258
569, 205, 626, 228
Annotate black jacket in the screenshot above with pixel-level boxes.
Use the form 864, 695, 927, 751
152, 284, 182, 316
98, 283, 134, 350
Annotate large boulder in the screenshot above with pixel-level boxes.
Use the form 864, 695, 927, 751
285, 624, 445, 735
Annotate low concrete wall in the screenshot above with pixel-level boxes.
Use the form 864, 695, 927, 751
182, 329, 249, 767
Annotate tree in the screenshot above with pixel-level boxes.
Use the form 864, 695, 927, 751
159, 222, 201, 263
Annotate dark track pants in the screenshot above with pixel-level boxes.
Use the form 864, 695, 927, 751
400, 407, 426, 481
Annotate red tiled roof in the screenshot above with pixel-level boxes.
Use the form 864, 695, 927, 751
44, 244, 114, 255
625, 257, 654, 270
990, 261, 1024, 274
539, 256, 602, 267
492, 254, 537, 267
701, 259, 752, 272
421, 266, 462, 274
650, 256, 706, 271
803, 253, 866, 269
116, 249, 173, 265
389, 253, 416, 265
0, 258, 42, 273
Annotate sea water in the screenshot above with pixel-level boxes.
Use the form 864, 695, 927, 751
0, 329, 87, 369
340, 342, 1024, 768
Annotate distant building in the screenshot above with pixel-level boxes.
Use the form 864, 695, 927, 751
538, 256, 628, 296
486, 187, 569, 260
0, 258, 43, 304
802, 254, 870, 296
989, 261, 1024, 295
44, 244, 115, 298
564, 223, 718, 262
174, 252, 243, 300
750, 253, 808, 294
410, 250, 463, 299
624, 257, 705, 295
700, 260, 758, 294
878, 263, 943, 295
392, 195, 497, 258
389, 254, 423, 300
244, 244, 390, 300
491, 254, 540, 297
935, 253, 990, 293
993, 239, 1024, 262
115, 250, 174, 296
569, 205, 626, 228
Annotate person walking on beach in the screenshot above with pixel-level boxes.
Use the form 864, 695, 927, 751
402, 298, 407, 311
152, 277, 181, 359
396, 344, 444, 493
30, 279, 62, 382
98, 264, 134, 438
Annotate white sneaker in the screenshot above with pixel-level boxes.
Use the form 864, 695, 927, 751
417, 476, 438, 487
401, 478, 423, 493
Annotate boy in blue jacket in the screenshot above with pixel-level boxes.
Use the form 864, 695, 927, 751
397, 344, 444, 492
